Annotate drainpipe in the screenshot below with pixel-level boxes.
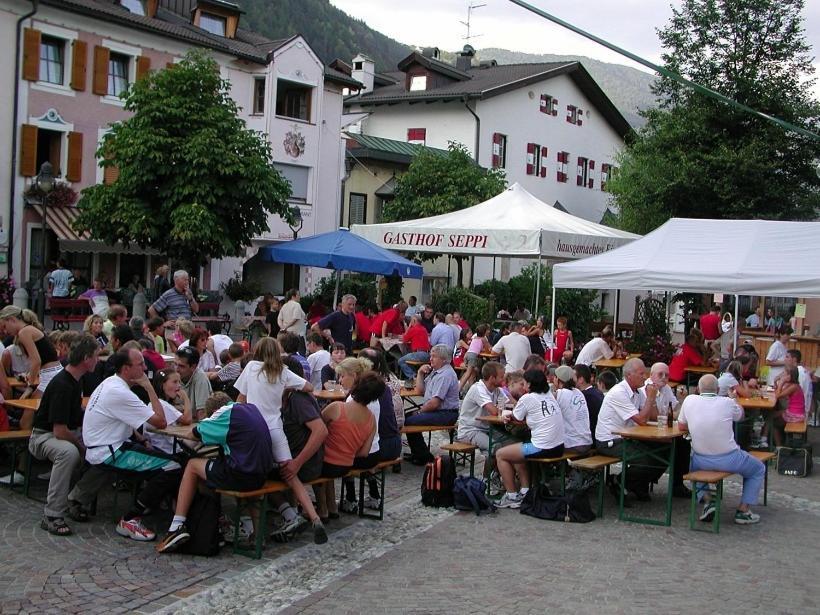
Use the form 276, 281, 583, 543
8, 0, 39, 278
462, 97, 480, 162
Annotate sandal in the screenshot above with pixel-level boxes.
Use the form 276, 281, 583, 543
67, 502, 89, 523
41, 516, 73, 536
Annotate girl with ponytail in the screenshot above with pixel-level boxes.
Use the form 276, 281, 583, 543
0, 306, 63, 404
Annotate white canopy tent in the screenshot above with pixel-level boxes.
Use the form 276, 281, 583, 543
351, 182, 639, 312
552, 218, 820, 347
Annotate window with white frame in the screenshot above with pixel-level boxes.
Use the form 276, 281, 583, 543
39, 36, 65, 85
108, 52, 129, 97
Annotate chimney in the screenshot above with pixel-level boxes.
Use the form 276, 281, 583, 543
351, 53, 375, 92
456, 44, 475, 72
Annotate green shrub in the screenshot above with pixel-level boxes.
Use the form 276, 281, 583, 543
432, 287, 490, 329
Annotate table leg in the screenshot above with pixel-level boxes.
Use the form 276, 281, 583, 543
665, 438, 676, 527
619, 438, 676, 527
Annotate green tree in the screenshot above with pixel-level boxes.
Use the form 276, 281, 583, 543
74, 50, 292, 273
610, 0, 820, 234
384, 142, 507, 286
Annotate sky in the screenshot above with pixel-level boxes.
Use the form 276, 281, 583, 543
329, 0, 820, 98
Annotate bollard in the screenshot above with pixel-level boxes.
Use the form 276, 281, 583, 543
132, 291, 146, 319
12, 287, 29, 310
234, 299, 246, 327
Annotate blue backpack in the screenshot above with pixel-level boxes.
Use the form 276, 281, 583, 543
453, 476, 496, 515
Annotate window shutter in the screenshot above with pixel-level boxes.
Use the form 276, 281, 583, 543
66, 132, 83, 182
20, 124, 38, 177
136, 55, 151, 80
588, 160, 595, 189
349, 193, 367, 225
540, 146, 548, 178
22, 28, 41, 81
92, 45, 110, 95
539, 94, 547, 113
526, 143, 535, 175
407, 128, 426, 145
567, 105, 573, 123
70, 40, 87, 91
601, 163, 610, 191
577, 108, 583, 127
491, 132, 502, 168
576, 157, 585, 186
103, 147, 120, 185
552, 98, 558, 116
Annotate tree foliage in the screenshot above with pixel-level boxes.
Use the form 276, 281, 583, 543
384, 142, 507, 286
75, 50, 292, 270
610, 0, 820, 234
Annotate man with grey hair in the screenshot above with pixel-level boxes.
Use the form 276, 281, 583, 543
678, 374, 765, 525
491, 320, 531, 373
148, 270, 198, 321
595, 357, 665, 501
402, 344, 460, 465
313, 293, 357, 354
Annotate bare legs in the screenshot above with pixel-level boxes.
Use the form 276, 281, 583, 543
495, 444, 530, 493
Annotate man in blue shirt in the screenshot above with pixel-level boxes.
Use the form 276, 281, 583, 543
48, 259, 74, 298
402, 344, 460, 465
430, 312, 457, 350
313, 293, 356, 354
148, 270, 199, 322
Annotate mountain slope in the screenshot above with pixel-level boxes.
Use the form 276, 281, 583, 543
240, 0, 410, 70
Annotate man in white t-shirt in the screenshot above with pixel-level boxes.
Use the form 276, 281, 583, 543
66, 349, 169, 528
678, 374, 765, 525
764, 328, 791, 385
306, 333, 331, 391
456, 361, 507, 452
574, 330, 615, 366
594, 358, 664, 500
491, 321, 531, 373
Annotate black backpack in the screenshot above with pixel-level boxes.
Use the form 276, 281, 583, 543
180, 492, 223, 556
519, 486, 595, 523
421, 455, 456, 507
777, 445, 813, 477
453, 476, 495, 515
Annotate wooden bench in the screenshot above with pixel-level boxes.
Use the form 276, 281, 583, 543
0, 429, 31, 492
440, 442, 478, 478
683, 450, 776, 534
401, 424, 455, 449
48, 298, 90, 330
784, 421, 808, 447
569, 455, 620, 517
338, 458, 402, 521
216, 459, 401, 558
527, 452, 582, 495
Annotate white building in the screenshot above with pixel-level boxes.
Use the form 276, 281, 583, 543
344, 46, 632, 289
1, 0, 359, 299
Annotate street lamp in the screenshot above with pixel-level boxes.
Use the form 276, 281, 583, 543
288, 205, 303, 240
36, 162, 55, 321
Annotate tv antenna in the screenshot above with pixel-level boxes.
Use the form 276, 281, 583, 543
460, 1, 486, 41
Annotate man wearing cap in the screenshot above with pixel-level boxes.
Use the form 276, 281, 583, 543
553, 365, 593, 454
492, 321, 531, 373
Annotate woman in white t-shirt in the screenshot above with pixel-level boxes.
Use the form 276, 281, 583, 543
717, 361, 754, 398
494, 369, 565, 509
234, 337, 323, 532
552, 365, 592, 454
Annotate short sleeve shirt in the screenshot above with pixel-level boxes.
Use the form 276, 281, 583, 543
32, 369, 83, 431
423, 365, 460, 411
182, 369, 213, 411
458, 380, 506, 438
234, 360, 307, 431
318, 310, 356, 353
307, 349, 331, 390
765, 340, 787, 384
151, 287, 192, 320
145, 400, 183, 455
678, 394, 742, 455
48, 268, 74, 297
555, 387, 592, 449
513, 392, 564, 450
595, 379, 645, 442
82, 376, 155, 464
282, 391, 324, 477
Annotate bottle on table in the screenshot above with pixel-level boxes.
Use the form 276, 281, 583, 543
667, 402, 674, 428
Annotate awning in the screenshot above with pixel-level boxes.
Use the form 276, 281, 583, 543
374, 177, 396, 198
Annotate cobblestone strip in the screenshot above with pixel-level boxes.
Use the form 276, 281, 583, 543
158, 500, 455, 614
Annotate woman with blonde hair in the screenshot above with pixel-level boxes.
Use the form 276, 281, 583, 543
0, 306, 61, 405
233, 337, 328, 544
83, 313, 108, 348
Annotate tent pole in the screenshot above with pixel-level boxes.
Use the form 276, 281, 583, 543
492, 257, 496, 280
550, 286, 556, 350
614, 290, 620, 337
333, 271, 341, 307
447, 256, 451, 289
733, 294, 740, 356
534, 253, 542, 316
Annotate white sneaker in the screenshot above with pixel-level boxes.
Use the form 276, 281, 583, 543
495, 492, 523, 509
116, 517, 156, 541
734, 510, 761, 525
364, 495, 381, 510
0, 473, 24, 486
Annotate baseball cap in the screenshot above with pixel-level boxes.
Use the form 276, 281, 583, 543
555, 365, 575, 383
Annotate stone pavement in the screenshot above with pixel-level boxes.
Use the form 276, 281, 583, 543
1, 429, 819, 614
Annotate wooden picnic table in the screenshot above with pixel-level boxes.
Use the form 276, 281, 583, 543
479, 352, 500, 359
313, 389, 347, 402
611, 423, 686, 527
149, 424, 197, 441
6, 377, 28, 389
593, 357, 627, 375
736, 392, 778, 450
400, 387, 424, 413
192, 315, 231, 334
5, 397, 90, 412
684, 364, 719, 387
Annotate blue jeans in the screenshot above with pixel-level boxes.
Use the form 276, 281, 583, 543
690, 448, 765, 506
404, 408, 458, 459
398, 351, 430, 379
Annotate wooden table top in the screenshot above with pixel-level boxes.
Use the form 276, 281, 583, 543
476, 414, 526, 427
6, 377, 28, 389
594, 358, 626, 368
400, 387, 422, 397
149, 424, 198, 440
5, 397, 90, 411
313, 389, 347, 401
737, 393, 777, 410
479, 352, 500, 359
612, 424, 686, 441
684, 365, 718, 375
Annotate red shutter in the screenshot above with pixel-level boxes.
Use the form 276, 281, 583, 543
539, 94, 548, 114
491, 132, 502, 167
552, 98, 558, 116
526, 143, 535, 175
577, 108, 583, 127
407, 128, 426, 144
540, 146, 548, 178
567, 105, 573, 123
588, 160, 595, 188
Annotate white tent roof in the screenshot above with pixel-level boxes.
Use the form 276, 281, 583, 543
350, 183, 638, 258
553, 218, 820, 297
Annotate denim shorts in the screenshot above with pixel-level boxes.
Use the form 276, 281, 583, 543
521, 442, 564, 459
